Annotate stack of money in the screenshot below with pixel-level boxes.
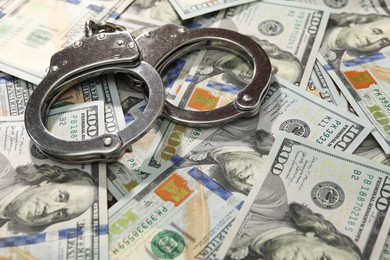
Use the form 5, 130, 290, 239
0, 0, 389, 259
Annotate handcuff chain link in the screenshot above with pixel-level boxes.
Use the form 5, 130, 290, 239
85, 20, 126, 37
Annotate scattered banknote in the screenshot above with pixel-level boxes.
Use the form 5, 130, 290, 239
314, 2, 390, 154
0, 116, 108, 259
120, 0, 183, 25
257, 77, 372, 153
0, 72, 35, 116
0, 0, 134, 84
217, 132, 390, 260
108, 163, 243, 259
47, 100, 105, 142
168, 0, 256, 20
53, 74, 126, 134
289, 0, 390, 15
191, 0, 330, 88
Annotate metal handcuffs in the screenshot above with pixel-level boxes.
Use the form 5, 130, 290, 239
24, 21, 272, 163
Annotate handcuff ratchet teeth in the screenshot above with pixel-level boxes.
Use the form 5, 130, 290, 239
24, 21, 272, 163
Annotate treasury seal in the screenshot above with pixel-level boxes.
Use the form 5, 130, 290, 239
323, 0, 348, 8
151, 230, 185, 259
258, 20, 284, 36
311, 181, 345, 209
279, 119, 310, 137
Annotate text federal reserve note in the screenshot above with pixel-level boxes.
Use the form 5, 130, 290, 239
0, 72, 35, 116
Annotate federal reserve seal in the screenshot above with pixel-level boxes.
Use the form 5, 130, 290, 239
323, 0, 348, 8
311, 181, 345, 209
258, 20, 284, 36
279, 119, 310, 137
151, 230, 185, 259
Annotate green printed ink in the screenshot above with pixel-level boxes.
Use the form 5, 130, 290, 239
151, 230, 185, 259
367, 105, 390, 135
25, 29, 51, 48
0, 23, 11, 37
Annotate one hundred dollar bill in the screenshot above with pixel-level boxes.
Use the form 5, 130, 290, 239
257, 78, 373, 153
47, 100, 105, 141
119, 0, 183, 25
0, 72, 35, 116
314, 2, 390, 154
192, 0, 330, 88
217, 132, 390, 260
0, 116, 108, 259
168, 0, 255, 20
289, 0, 390, 15
0, 0, 134, 84
108, 163, 243, 259
53, 74, 126, 134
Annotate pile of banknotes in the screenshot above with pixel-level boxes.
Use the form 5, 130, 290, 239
0, 0, 390, 259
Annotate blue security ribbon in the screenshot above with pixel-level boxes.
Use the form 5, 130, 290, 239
342, 53, 385, 67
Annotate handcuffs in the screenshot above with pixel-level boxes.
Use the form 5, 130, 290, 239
24, 21, 272, 163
